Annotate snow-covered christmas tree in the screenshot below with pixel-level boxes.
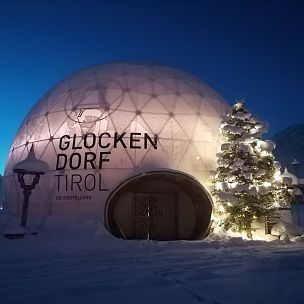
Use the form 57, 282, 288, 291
211, 101, 288, 238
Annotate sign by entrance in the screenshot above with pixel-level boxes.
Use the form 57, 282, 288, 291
132, 192, 176, 240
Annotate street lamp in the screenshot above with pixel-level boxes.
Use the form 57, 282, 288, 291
13, 145, 49, 230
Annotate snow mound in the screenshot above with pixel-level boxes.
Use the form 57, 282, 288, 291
271, 220, 304, 237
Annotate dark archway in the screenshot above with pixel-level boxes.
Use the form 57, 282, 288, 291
104, 170, 213, 240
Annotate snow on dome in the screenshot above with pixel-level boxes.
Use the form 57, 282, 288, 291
4, 62, 229, 219
280, 168, 299, 186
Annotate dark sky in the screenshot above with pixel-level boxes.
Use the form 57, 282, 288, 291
0, 0, 303, 174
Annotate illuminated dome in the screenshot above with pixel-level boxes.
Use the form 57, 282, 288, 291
4, 63, 229, 240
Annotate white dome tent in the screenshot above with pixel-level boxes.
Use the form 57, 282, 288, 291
4, 63, 229, 240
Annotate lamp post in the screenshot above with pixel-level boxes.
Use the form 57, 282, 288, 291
13, 145, 49, 229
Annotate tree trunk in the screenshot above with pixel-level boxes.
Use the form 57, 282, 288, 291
245, 220, 252, 239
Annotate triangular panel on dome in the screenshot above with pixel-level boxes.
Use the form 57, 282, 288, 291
141, 96, 169, 114
113, 91, 137, 112
97, 72, 113, 84
131, 80, 154, 95
191, 117, 216, 142
68, 89, 88, 108
191, 141, 207, 158
156, 77, 178, 93
172, 139, 191, 168
156, 138, 173, 163
132, 143, 154, 167
107, 146, 135, 169
46, 91, 72, 114
105, 78, 124, 95
112, 73, 126, 87
19, 122, 31, 145
173, 95, 197, 114
151, 80, 174, 96
27, 101, 47, 120
70, 77, 97, 92
45, 111, 70, 138
35, 138, 54, 159
177, 143, 202, 172
129, 118, 149, 134
175, 78, 200, 95
107, 111, 136, 133
156, 94, 177, 112
138, 142, 171, 169
95, 85, 109, 105
6, 147, 20, 172
139, 113, 169, 135
180, 93, 201, 111
182, 78, 204, 95
131, 137, 171, 170
174, 114, 199, 139
81, 89, 100, 106
159, 117, 189, 141
12, 123, 28, 148
128, 92, 153, 111
120, 75, 148, 91
25, 116, 48, 143
37, 139, 58, 170
191, 141, 215, 173
14, 144, 32, 167
52, 119, 70, 138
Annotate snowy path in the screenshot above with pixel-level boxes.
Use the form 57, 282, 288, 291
1, 219, 304, 303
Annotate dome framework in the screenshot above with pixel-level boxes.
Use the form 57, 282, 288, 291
4, 63, 229, 239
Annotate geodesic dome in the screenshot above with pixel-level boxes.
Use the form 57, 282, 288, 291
4, 63, 229, 222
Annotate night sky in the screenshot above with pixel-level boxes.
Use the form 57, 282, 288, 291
0, 0, 303, 174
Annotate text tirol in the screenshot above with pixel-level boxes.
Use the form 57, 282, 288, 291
56, 132, 158, 170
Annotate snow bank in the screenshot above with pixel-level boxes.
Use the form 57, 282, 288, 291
271, 220, 304, 237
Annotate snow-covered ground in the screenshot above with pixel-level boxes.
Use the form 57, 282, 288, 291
1, 215, 304, 304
